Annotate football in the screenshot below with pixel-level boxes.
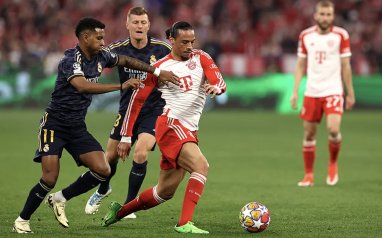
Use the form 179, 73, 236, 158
239, 202, 271, 233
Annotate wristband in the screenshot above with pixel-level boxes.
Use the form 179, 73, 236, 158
120, 83, 123, 91
153, 67, 161, 77
121, 136, 132, 143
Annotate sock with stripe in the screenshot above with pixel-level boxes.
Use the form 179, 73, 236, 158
178, 172, 207, 226
61, 171, 106, 201
19, 179, 53, 220
98, 163, 117, 195
118, 186, 165, 219
303, 140, 316, 175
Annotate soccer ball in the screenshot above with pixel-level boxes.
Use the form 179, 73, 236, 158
239, 202, 271, 233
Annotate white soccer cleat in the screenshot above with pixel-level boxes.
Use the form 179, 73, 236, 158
123, 212, 137, 219
85, 187, 112, 215
297, 174, 314, 187
46, 194, 69, 228
326, 174, 338, 186
13, 219, 33, 234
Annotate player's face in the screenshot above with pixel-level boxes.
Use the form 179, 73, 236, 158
314, 6, 335, 32
85, 28, 105, 55
171, 29, 195, 61
127, 14, 150, 41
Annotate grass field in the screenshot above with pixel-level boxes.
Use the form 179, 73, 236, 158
1, 109, 381, 237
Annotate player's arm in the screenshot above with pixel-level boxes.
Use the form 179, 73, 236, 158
199, 51, 226, 98
291, 56, 307, 110
69, 76, 140, 94
117, 54, 179, 86
117, 75, 157, 160
341, 57, 355, 110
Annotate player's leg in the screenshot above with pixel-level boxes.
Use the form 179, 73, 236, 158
326, 113, 342, 185
85, 138, 118, 214
298, 120, 318, 187
298, 96, 321, 187
102, 168, 185, 227
174, 142, 209, 234
125, 132, 156, 204
14, 155, 59, 233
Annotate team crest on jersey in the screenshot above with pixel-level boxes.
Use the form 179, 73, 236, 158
43, 144, 49, 152
327, 40, 334, 48
150, 55, 157, 64
73, 62, 82, 74
186, 60, 196, 70
97, 62, 102, 72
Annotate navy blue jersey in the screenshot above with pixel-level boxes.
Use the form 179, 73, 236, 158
108, 37, 171, 113
46, 45, 118, 124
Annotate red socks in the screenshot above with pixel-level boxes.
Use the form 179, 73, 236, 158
178, 172, 207, 226
118, 186, 165, 219
329, 140, 341, 165
303, 141, 316, 175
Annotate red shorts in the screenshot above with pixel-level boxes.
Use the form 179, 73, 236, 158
155, 115, 198, 170
300, 95, 344, 123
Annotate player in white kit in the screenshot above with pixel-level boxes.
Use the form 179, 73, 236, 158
101, 21, 226, 234
290, 0, 355, 187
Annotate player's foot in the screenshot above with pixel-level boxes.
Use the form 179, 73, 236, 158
85, 186, 112, 214
46, 194, 69, 228
297, 173, 314, 187
174, 221, 209, 234
326, 164, 338, 186
12, 219, 33, 234
101, 201, 122, 227
123, 212, 136, 219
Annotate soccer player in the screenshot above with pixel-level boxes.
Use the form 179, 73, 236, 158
290, 0, 355, 187
101, 21, 226, 234
85, 7, 171, 219
12, 17, 178, 234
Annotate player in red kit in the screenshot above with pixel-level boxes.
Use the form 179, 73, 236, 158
101, 21, 226, 234
290, 0, 355, 187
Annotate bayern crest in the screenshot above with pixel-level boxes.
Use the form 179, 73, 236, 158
186, 60, 196, 70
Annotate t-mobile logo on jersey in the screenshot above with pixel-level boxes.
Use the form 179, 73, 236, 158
179, 76, 193, 92
315, 51, 326, 64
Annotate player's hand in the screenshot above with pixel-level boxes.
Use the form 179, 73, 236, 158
117, 142, 132, 161
122, 79, 140, 90
158, 70, 180, 86
290, 95, 298, 110
345, 95, 355, 111
204, 84, 221, 98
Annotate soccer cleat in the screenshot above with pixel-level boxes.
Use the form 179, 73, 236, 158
46, 194, 69, 228
123, 212, 136, 219
297, 174, 314, 187
174, 221, 209, 234
85, 186, 112, 214
12, 219, 33, 234
101, 201, 122, 227
327, 164, 338, 186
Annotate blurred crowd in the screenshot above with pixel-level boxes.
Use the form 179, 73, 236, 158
1, 0, 382, 78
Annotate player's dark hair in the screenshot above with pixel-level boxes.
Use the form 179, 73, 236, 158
167, 21, 193, 38
75, 17, 105, 38
127, 6, 148, 17
165, 28, 171, 39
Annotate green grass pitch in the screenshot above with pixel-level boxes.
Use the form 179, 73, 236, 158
0, 110, 381, 237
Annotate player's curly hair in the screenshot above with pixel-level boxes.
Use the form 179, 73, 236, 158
75, 17, 105, 38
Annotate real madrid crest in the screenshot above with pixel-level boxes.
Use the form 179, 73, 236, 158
150, 55, 157, 64
43, 144, 50, 152
97, 62, 102, 72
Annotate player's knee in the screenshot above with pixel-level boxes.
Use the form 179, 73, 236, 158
327, 126, 340, 136
41, 175, 58, 188
93, 163, 111, 178
133, 149, 148, 163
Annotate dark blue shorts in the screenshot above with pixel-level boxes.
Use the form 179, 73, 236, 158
109, 109, 160, 150
33, 112, 103, 166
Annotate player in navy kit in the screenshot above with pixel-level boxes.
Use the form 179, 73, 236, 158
13, 17, 178, 234
85, 7, 171, 217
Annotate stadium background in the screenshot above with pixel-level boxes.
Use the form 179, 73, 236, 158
0, 0, 381, 237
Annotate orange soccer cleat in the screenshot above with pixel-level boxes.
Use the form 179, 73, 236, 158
297, 173, 314, 187
326, 164, 338, 186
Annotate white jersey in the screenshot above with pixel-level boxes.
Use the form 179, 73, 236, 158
121, 49, 226, 137
297, 25, 351, 97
